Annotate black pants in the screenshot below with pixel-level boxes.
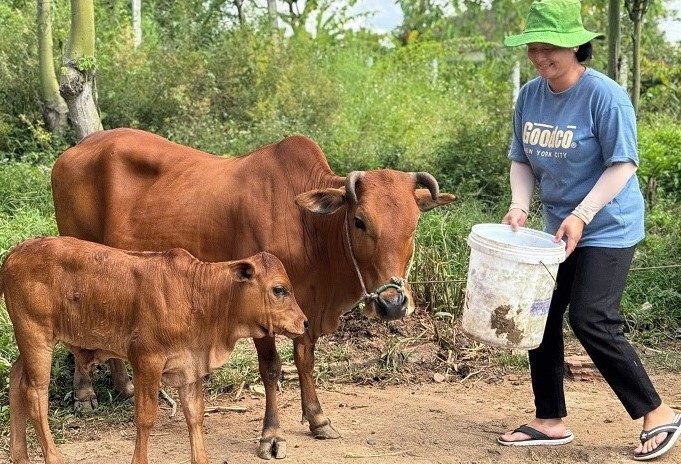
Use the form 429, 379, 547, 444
530, 246, 661, 420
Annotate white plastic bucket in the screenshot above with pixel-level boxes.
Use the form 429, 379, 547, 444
462, 224, 566, 350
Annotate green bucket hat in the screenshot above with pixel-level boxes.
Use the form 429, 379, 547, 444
504, 0, 604, 48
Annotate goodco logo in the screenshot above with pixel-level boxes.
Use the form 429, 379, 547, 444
523, 122, 575, 149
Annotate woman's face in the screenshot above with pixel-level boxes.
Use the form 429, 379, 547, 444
526, 42, 578, 81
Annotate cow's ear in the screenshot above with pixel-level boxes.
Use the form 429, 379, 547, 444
232, 261, 255, 282
295, 188, 346, 215
415, 190, 456, 212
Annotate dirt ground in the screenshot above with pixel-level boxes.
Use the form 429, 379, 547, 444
48, 372, 680, 464
5, 314, 681, 464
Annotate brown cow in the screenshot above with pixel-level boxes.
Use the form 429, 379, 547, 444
51, 128, 455, 459
2, 236, 307, 464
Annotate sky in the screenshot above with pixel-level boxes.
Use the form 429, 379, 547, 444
351, 0, 403, 33
661, 0, 681, 42
353, 0, 681, 43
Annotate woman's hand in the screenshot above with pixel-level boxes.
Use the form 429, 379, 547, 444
502, 208, 528, 231
555, 214, 584, 257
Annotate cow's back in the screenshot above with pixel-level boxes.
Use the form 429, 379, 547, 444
52, 128, 219, 246
51, 128, 335, 267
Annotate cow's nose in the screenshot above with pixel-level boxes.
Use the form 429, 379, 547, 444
303, 319, 310, 330
375, 292, 408, 321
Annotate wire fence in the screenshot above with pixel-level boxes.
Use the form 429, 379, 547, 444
410, 279, 467, 317
409, 263, 681, 318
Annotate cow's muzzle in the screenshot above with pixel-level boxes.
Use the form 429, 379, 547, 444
365, 277, 409, 321
343, 213, 412, 320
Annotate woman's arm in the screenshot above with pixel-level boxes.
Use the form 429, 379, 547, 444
556, 161, 638, 256
571, 162, 638, 224
503, 160, 535, 230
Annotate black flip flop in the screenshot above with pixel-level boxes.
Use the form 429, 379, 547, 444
497, 424, 574, 446
634, 413, 681, 461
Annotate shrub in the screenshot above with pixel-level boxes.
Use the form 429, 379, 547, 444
0, 162, 55, 217
621, 198, 681, 343
637, 117, 681, 207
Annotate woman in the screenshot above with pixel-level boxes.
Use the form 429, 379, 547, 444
497, 0, 680, 461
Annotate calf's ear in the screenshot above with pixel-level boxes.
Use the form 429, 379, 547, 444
415, 190, 456, 212
295, 188, 346, 215
231, 261, 255, 282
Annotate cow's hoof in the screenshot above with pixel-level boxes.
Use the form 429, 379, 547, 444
120, 382, 135, 399
311, 420, 341, 439
74, 397, 98, 411
258, 437, 287, 460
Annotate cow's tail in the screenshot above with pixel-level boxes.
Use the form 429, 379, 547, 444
0, 260, 5, 300
0, 276, 4, 306
0, 243, 21, 301
0, 250, 9, 300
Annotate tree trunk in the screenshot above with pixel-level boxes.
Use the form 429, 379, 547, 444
132, 0, 142, 48
59, 0, 102, 140
233, 0, 245, 26
37, 0, 68, 134
268, 0, 278, 29
606, 0, 620, 81
646, 176, 657, 209
626, 0, 650, 114
619, 53, 629, 88
631, 16, 642, 112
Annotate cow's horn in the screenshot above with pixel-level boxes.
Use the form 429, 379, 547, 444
411, 172, 439, 200
345, 171, 365, 204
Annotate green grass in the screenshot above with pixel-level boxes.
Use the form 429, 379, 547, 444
0, 205, 58, 260
494, 351, 530, 370
204, 340, 263, 395
204, 338, 301, 397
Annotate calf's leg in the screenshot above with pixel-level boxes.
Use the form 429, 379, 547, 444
293, 336, 340, 439
15, 346, 65, 464
253, 336, 287, 460
109, 358, 135, 398
72, 355, 134, 410
130, 363, 163, 464
9, 357, 31, 464
178, 380, 209, 464
72, 354, 99, 410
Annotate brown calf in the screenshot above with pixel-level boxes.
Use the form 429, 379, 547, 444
2, 236, 307, 464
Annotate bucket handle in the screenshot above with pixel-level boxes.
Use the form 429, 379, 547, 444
540, 261, 558, 291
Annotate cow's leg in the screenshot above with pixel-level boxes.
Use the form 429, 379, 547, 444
293, 336, 341, 439
109, 358, 135, 398
9, 356, 31, 464
72, 355, 133, 410
130, 362, 162, 464
72, 354, 99, 410
177, 380, 209, 464
15, 347, 65, 464
253, 336, 287, 460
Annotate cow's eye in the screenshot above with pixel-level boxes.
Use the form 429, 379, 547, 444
354, 217, 366, 231
272, 285, 288, 298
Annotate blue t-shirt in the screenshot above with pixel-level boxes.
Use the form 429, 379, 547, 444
508, 67, 645, 248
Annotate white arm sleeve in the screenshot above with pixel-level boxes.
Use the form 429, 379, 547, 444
509, 161, 535, 215
572, 162, 638, 224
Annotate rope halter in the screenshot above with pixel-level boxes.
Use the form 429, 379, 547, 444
343, 209, 406, 310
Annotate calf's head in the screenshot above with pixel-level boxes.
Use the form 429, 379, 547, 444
228, 252, 308, 339
295, 170, 455, 321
